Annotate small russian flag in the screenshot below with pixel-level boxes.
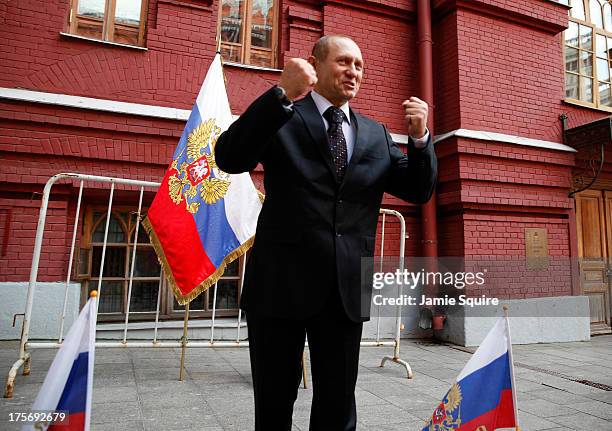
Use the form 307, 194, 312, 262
23, 292, 97, 431
422, 313, 520, 431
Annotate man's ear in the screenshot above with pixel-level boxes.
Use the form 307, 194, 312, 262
308, 55, 317, 68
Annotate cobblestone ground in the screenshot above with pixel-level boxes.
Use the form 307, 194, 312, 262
1, 336, 611, 430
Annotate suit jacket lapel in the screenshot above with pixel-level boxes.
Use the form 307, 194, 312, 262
294, 94, 338, 181
348, 110, 370, 168
340, 110, 371, 191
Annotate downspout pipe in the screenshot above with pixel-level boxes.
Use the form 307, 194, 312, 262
417, 0, 438, 258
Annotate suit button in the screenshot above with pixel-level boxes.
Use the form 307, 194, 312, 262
337, 199, 343, 204
336, 232, 342, 237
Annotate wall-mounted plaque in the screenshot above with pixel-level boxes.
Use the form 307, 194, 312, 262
525, 228, 548, 269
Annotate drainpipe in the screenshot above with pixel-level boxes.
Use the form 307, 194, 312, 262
417, 0, 438, 258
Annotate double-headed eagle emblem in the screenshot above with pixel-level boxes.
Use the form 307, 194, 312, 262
167, 119, 231, 214
423, 383, 463, 430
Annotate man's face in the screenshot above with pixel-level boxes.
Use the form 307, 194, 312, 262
312, 38, 364, 107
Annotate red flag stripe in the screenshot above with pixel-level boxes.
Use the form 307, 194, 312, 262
457, 389, 516, 431
147, 171, 216, 295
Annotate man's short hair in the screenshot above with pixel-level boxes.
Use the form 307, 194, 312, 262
312, 35, 356, 61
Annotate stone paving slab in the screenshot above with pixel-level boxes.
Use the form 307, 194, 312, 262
1, 336, 611, 430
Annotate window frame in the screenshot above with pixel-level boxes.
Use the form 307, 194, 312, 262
564, 0, 612, 112
67, 0, 149, 48
217, 0, 280, 68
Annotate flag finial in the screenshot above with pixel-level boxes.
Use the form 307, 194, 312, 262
90, 290, 98, 298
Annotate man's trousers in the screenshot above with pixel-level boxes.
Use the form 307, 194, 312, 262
246, 290, 363, 431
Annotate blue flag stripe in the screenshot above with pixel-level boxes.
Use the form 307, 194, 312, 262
173, 103, 201, 160
174, 103, 241, 268
54, 352, 88, 414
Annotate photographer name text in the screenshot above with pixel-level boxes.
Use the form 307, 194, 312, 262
372, 294, 499, 307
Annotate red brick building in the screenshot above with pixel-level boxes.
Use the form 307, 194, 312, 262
0, 0, 609, 343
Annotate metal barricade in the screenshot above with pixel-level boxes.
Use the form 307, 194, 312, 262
375, 208, 413, 378
4, 173, 413, 398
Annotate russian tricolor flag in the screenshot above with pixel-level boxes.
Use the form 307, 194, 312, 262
23, 293, 97, 431
422, 315, 520, 431
144, 53, 262, 304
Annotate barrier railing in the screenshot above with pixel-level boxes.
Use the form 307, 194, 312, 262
4, 173, 413, 398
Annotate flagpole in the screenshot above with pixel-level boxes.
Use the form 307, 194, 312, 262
216, 37, 228, 87
503, 305, 521, 431
86, 290, 97, 431
179, 302, 190, 381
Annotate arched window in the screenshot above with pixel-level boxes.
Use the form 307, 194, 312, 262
79, 207, 241, 321
571, 0, 587, 20
87, 209, 161, 315
591, 0, 605, 29
565, 0, 612, 110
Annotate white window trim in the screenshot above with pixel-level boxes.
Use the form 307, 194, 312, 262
59, 32, 148, 51
0, 87, 190, 120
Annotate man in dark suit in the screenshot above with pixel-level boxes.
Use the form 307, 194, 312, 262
215, 35, 437, 431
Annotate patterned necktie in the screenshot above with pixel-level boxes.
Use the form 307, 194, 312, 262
323, 106, 348, 182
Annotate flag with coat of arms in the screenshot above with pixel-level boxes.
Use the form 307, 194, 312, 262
23, 292, 97, 431
143, 53, 262, 304
421, 313, 520, 431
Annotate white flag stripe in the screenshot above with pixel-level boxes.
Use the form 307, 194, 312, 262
225, 173, 261, 243
23, 297, 97, 431
456, 317, 509, 382
194, 53, 262, 245
27, 301, 89, 414
196, 55, 233, 130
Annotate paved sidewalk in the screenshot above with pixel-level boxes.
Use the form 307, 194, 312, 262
1, 336, 611, 430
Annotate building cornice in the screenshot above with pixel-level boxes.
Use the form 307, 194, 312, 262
435, 128, 576, 153
1, 88, 573, 152
0, 87, 191, 121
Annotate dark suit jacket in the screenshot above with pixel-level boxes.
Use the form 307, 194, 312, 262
215, 87, 437, 322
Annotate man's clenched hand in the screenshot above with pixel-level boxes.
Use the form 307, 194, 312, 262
402, 97, 428, 140
278, 58, 318, 101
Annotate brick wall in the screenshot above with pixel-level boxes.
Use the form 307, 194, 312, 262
455, 10, 564, 141
431, 1, 582, 300
437, 137, 574, 208
1, 0, 608, 302
435, 133, 575, 298
463, 214, 573, 299
433, 9, 461, 134
0, 0, 425, 283
0, 197, 74, 282
0, 0, 420, 133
